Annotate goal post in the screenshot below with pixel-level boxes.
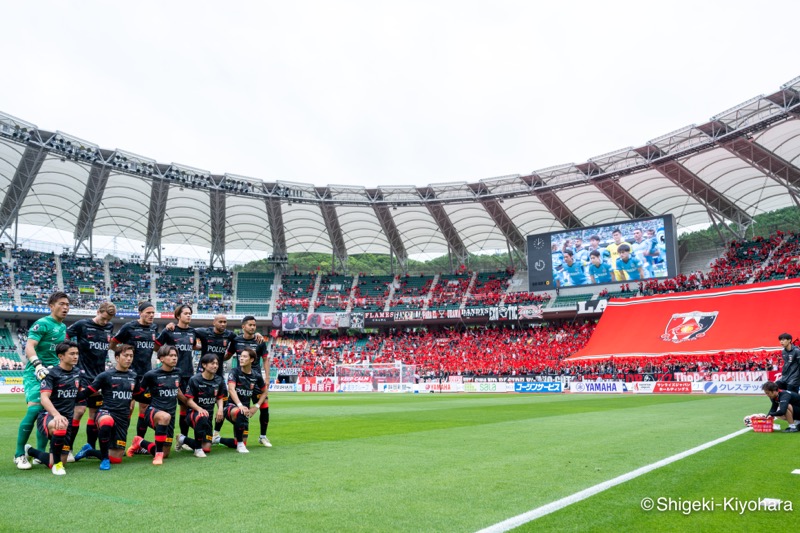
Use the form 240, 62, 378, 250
334, 362, 416, 392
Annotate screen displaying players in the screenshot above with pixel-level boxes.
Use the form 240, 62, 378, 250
527, 215, 678, 290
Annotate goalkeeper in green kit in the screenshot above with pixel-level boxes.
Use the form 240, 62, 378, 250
14, 292, 71, 470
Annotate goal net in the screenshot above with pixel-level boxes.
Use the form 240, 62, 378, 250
334, 362, 416, 393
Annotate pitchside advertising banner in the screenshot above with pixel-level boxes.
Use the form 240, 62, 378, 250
361, 304, 543, 326
514, 382, 563, 393
570, 279, 800, 360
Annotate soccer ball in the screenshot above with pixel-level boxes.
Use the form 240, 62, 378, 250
743, 415, 752, 427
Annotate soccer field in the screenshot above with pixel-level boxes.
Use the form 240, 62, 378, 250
0, 392, 796, 532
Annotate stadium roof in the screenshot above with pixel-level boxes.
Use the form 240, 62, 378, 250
1, 75, 799, 269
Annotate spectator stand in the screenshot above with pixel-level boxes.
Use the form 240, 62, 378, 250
389, 274, 434, 311
60, 253, 107, 309
276, 272, 316, 312
109, 260, 152, 311
13, 249, 58, 305
235, 271, 275, 316
350, 274, 394, 312
312, 274, 354, 312
197, 267, 233, 314
427, 273, 472, 311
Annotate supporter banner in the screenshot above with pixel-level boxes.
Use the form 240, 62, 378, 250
363, 305, 540, 326
514, 382, 563, 393
653, 381, 692, 394
0, 384, 25, 394
674, 371, 770, 382
282, 312, 342, 331
570, 381, 624, 393
570, 280, 800, 359
701, 381, 764, 395
350, 313, 364, 330
268, 383, 297, 392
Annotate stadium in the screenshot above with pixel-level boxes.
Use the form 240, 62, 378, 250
2, 6, 800, 531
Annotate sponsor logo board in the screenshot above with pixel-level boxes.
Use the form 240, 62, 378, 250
653, 381, 692, 394
514, 382, 563, 393
570, 382, 624, 393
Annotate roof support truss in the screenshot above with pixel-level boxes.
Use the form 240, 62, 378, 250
372, 205, 408, 272
209, 188, 226, 269
479, 199, 527, 267
0, 144, 48, 245
264, 197, 286, 256
319, 203, 348, 272
722, 138, 800, 200
425, 202, 469, 265
593, 179, 652, 220
654, 160, 753, 239
534, 189, 583, 229
144, 180, 170, 264
73, 162, 111, 256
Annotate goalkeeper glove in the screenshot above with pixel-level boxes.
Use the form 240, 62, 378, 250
31, 358, 49, 381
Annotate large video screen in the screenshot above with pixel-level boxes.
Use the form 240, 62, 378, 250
527, 215, 678, 291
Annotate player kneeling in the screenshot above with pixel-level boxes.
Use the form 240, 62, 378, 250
218, 348, 268, 453
73, 344, 138, 470
177, 354, 226, 458
126, 345, 184, 465
24, 342, 81, 475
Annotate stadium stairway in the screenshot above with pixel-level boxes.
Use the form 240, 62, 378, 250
345, 273, 359, 313
421, 274, 439, 311
308, 272, 323, 313
269, 271, 281, 316
55, 255, 64, 290
459, 271, 478, 310
383, 276, 398, 311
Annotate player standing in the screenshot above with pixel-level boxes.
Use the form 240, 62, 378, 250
178, 354, 226, 457
14, 291, 70, 470
126, 345, 184, 465
605, 229, 629, 281
23, 341, 81, 476
155, 304, 197, 449
110, 301, 158, 438
227, 316, 272, 447
65, 301, 116, 454
615, 244, 645, 281
219, 348, 268, 453
73, 344, 138, 470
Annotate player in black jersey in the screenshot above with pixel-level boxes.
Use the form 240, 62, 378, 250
177, 354, 225, 458
65, 301, 116, 456
227, 316, 273, 447
73, 344, 137, 470
155, 304, 197, 448
111, 301, 158, 439
219, 348, 268, 453
23, 342, 81, 476
126, 345, 184, 465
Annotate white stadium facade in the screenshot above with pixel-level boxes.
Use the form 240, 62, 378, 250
1, 75, 799, 273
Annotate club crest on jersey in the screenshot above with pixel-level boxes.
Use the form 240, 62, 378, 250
32, 324, 40, 332
74, 379, 80, 388
661, 311, 718, 343
175, 379, 180, 387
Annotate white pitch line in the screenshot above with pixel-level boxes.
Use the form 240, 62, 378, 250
476, 427, 752, 533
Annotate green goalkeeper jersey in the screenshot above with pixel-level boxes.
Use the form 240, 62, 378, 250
25, 315, 66, 368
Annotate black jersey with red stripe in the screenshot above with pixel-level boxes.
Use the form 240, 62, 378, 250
113, 321, 158, 377
67, 318, 114, 381
138, 367, 181, 415
87, 369, 138, 415
156, 326, 197, 378
227, 335, 268, 371
225, 367, 265, 408
41, 365, 82, 420
185, 373, 225, 413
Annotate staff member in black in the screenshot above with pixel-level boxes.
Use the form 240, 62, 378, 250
762, 381, 800, 432
777, 332, 800, 393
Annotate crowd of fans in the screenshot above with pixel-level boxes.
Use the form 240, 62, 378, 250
13, 250, 58, 305
61, 254, 106, 309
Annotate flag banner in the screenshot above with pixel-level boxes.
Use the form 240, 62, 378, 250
569, 280, 799, 360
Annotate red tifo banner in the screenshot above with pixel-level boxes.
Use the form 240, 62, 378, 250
569, 279, 799, 360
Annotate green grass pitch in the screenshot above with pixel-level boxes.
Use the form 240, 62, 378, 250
0, 392, 797, 532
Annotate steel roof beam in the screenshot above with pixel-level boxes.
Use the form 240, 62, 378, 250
534, 189, 582, 229
209, 187, 226, 269
265, 197, 286, 256
73, 162, 111, 256
372, 204, 408, 271
423, 197, 469, 264
722, 137, 800, 191
593, 178, 652, 220
319, 200, 348, 272
0, 144, 48, 245
143, 180, 170, 264
653, 160, 752, 238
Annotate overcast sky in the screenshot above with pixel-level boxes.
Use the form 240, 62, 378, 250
3, 1, 798, 190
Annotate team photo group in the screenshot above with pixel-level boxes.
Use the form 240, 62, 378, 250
13, 291, 273, 474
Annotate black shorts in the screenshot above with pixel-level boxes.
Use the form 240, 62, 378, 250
77, 375, 104, 409
180, 376, 190, 394
776, 380, 799, 393
143, 405, 175, 443
36, 412, 53, 439
223, 403, 248, 425
186, 410, 212, 429
95, 409, 129, 449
